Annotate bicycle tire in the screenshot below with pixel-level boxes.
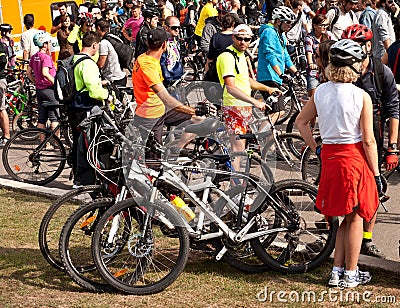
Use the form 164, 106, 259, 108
92, 198, 190, 295
12, 109, 39, 139
59, 198, 116, 293
275, 94, 295, 125
301, 145, 321, 185
39, 185, 105, 271
2, 128, 66, 185
250, 180, 338, 273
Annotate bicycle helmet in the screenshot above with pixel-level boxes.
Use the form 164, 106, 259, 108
81, 12, 94, 26
272, 6, 296, 23
33, 31, 52, 47
0, 24, 13, 33
142, 7, 160, 19
330, 39, 366, 67
216, 1, 232, 13
341, 24, 373, 43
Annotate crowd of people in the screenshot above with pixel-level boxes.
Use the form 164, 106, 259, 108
0, 0, 400, 289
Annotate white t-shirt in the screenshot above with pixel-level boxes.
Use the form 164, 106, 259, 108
326, 8, 358, 41
314, 81, 364, 144
99, 39, 126, 82
20, 28, 40, 59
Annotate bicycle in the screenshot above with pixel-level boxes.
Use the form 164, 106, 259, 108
88, 119, 338, 294
2, 102, 72, 185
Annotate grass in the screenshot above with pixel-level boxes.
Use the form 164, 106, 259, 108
0, 188, 399, 307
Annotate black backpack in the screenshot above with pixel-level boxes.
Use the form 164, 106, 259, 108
0, 43, 7, 75
203, 49, 240, 105
103, 33, 134, 70
54, 54, 92, 104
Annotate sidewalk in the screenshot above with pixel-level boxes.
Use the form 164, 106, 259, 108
0, 173, 399, 274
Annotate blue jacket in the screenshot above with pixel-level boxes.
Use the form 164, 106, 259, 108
257, 23, 294, 84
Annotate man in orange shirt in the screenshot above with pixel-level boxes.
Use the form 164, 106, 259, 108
132, 27, 208, 157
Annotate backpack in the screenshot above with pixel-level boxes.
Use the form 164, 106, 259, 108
371, 56, 384, 108
54, 54, 92, 104
103, 33, 134, 70
329, 7, 357, 32
0, 43, 7, 74
203, 49, 240, 105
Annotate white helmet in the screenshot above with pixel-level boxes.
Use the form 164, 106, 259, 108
33, 31, 52, 47
272, 6, 296, 23
330, 39, 366, 67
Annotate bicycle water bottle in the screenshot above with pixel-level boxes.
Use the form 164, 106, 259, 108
170, 195, 195, 222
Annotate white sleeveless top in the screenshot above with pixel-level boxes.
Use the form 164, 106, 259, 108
314, 81, 364, 144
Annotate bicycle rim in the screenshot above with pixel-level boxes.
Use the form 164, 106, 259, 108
251, 180, 338, 273
2, 128, 66, 185
92, 198, 190, 295
300, 146, 321, 185
39, 185, 105, 271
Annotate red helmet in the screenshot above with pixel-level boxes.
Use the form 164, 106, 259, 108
341, 24, 373, 43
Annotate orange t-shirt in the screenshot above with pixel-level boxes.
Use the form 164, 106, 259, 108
132, 54, 165, 118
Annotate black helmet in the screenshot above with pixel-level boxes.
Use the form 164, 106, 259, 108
0, 24, 13, 33
142, 7, 160, 19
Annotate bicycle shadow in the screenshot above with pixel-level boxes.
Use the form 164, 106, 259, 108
0, 246, 84, 292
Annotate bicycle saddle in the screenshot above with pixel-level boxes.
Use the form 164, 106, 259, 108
184, 118, 220, 137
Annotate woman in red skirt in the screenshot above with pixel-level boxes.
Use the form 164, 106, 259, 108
296, 39, 381, 288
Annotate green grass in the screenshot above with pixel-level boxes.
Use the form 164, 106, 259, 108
0, 188, 399, 307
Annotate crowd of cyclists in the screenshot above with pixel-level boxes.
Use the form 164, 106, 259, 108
0, 0, 400, 291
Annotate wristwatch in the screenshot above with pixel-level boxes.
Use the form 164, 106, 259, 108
389, 143, 398, 150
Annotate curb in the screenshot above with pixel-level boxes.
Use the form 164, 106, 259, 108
0, 177, 69, 200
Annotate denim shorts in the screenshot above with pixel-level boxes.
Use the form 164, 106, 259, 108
306, 74, 319, 91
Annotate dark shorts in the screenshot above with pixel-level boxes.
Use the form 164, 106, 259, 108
36, 87, 59, 124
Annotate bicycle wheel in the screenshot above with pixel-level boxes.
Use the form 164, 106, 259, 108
301, 146, 321, 185
275, 94, 295, 125
2, 128, 66, 185
59, 198, 116, 293
92, 198, 190, 295
250, 180, 338, 273
39, 185, 105, 271
12, 108, 39, 139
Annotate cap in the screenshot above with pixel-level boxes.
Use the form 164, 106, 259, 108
91, 7, 101, 14
147, 26, 168, 45
125, 0, 134, 4
232, 24, 253, 36
79, 6, 89, 13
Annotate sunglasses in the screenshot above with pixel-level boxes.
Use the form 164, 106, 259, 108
283, 21, 293, 26
169, 25, 180, 30
234, 35, 251, 42
388, 0, 394, 3
318, 23, 329, 28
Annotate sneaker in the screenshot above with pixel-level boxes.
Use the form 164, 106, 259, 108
232, 194, 254, 207
328, 270, 343, 287
360, 241, 386, 259
343, 268, 372, 288
0, 137, 9, 147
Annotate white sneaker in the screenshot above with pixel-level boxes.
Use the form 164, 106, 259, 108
232, 194, 254, 207
328, 270, 343, 287
343, 268, 372, 288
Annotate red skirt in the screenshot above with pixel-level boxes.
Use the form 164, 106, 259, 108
316, 142, 379, 222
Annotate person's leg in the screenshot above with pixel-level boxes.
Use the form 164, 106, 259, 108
0, 79, 10, 142
343, 212, 363, 271
36, 89, 48, 142
328, 218, 346, 286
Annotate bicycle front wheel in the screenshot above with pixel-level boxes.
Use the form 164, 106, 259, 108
250, 180, 338, 273
2, 128, 66, 185
92, 198, 190, 295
